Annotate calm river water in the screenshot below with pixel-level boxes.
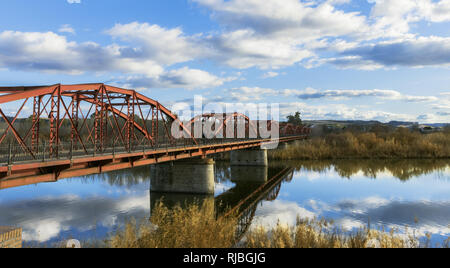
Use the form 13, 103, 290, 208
0, 159, 449, 246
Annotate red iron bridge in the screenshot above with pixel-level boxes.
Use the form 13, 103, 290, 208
0, 84, 310, 190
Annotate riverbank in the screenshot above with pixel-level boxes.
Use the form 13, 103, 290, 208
105, 202, 449, 249
268, 159, 450, 181
269, 129, 450, 160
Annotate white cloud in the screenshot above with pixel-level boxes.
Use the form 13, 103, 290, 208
171, 95, 423, 123
279, 101, 449, 123
58, 24, 75, 35
333, 217, 366, 231
171, 85, 445, 123
206, 29, 313, 69
193, 0, 450, 70
337, 36, 450, 69
277, 102, 418, 122
194, 0, 370, 40
121, 67, 235, 90
432, 93, 450, 111
2, 1, 450, 95
0, 26, 234, 89
262, 71, 279, 79
106, 22, 203, 66
283, 87, 439, 102
22, 219, 66, 242
416, 113, 450, 123
0, 30, 161, 76
194, 0, 371, 69
0, 192, 151, 243
252, 200, 316, 228
227, 86, 277, 101
200, 86, 440, 104
370, 0, 450, 28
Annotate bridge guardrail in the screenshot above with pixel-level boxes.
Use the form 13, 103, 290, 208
0, 135, 305, 166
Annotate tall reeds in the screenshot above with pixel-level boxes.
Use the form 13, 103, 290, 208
106, 202, 449, 248
270, 129, 450, 160
108, 201, 237, 248
244, 218, 419, 248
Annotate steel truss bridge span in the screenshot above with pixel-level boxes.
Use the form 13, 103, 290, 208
0, 84, 309, 189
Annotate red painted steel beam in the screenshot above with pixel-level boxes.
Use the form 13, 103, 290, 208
0, 98, 29, 144
60, 96, 88, 153
0, 83, 197, 146
0, 85, 53, 93
105, 85, 197, 144
80, 94, 152, 144
0, 85, 57, 104
0, 108, 36, 158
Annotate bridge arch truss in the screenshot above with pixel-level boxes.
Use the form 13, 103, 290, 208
0, 84, 197, 160
186, 113, 260, 139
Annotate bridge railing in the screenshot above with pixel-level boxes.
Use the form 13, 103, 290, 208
0, 135, 305, 166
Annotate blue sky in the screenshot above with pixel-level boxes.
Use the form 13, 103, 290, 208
0, 0, 449, 123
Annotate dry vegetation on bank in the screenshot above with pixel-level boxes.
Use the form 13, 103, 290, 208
270, 128, 450, 160
106, 202, 449, 249
109, 202, 237, 248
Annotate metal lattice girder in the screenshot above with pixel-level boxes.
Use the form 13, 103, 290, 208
48, 86, 60, 158
32, 96, 41, 153
186, 113, 259, 139
0, 84, 198, 159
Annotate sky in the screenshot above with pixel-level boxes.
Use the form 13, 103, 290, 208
0, 0, 449, 123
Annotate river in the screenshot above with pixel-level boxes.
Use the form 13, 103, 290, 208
0, 159, 449, 247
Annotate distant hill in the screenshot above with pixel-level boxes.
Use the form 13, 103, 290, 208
386, 121, 419, 127
303, 120, 382, 126
0, 116, 14, 123
302, 120, 449, 128
423, 123, 449, 128
304, 120, 378, 124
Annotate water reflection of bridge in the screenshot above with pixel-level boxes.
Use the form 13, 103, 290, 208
149, 165, 294, 241
0, 159, 294, 243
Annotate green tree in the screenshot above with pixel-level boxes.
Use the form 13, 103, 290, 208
287, 112, 302, 126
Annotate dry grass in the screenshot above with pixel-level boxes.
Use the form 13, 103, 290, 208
106, 203, 449, 248
270, 129, 450, 160
108, 201, 238, 248
244, 218, 422, 248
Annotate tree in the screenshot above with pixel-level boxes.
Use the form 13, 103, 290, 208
287, 112, 302, 126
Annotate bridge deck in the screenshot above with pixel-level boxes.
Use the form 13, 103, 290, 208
0, 136, 306, 189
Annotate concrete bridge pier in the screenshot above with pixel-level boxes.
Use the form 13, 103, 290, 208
230, 149, 268, 167
150, 158, 215, 195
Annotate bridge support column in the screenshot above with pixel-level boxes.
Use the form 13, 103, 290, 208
150, 158, 215, 195
230, 149, 268, 166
